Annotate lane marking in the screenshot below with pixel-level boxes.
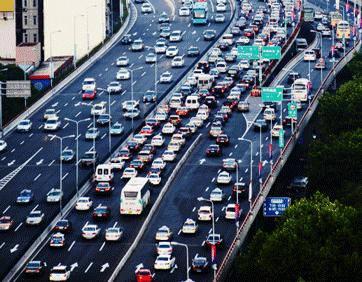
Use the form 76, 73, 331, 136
33, 173, 41, 182
216, 217, 219, 222
99, 242, 106, 252
0, 242, 4, 249
192, 207, 196, 212
101, 133, 107, 139
178, 229, 182, 235
84, 262, 93, 273
62, 173, 69, 180
229, 152, 233, 156
211, 177, 215, 182
64, 103, 68, 107
14, 222, 23, 232
68, 240, 76, 252
75, 111, 81, 118
205, 186, 209, 192
20, 141, 24, 145
11, 149, 15, 153
48, 160, 55, 167
2, 205, 10, 214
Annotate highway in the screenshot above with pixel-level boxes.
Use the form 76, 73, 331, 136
0, 0, 233, 279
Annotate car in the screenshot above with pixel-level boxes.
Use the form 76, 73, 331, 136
171, 56, 184, 67
135, 268, 154, 282
141, 2, 152, 13
169, 30, 183, 42
107, 81, 122, 93
24, 260, 46, 276
187, 45, 200, 57
271, 124, 283, 138
289, 176, 309, 189
93, 205, 111, 220
160, 26, 171, 38
215, 13, 225, 23
26, 210, 44, 225
162, 150, 176, 162
178, 6, 190, 16
155, 42, 167, 54
198, 206, 212, 221
192, 256, 209, 272
82, 89, 97, 100
49, 265, 70, 281
203, 29, 217, 41
159, 71, 173, 83
80, 151, 98, 166
223, 158, 238, 171
216, 3, 226, 12
151, 135, 165, 147
231, 26, 241, 35
151, 158, 166, 170
287, 71, 301, 84
105, 227, 123, 241
0, 216, 14, 230
154, 255, 176, 270
121, 34, 132, 44
158, 12, 170, 23
216, 134, 229, 146
16, 189, 34, 204
263, 108, 276, 121
142, 90, 156, 103
75, 196, 93, 211
233, 182, 247, 199
217, 171, 232, 184
316, 22, 325, 32
237, 101, 249, 112
131, 39, 145, 51
109, 156, 125, 170
123, 108, 141, 119
116, 56, 129, 66
321, 27, 331, 37
122, 167, 138, 179
139, 125, 154, 137
155, 225, 172, 241
209, 125, 223, 138
118, 148, 132, 160
110, 122, 124, 135
53, 219, 72, 233
167, 141, 181, 152
61, 149, 75, 162
95, 182, 113, 194
16, 119, 32, 132
162, 122, 176, 134
206, 144, 222, 157
82, 77, 96, 91
117, 68, 130, 80
251, 86, 261, 97
47, 188, 63, 202
145, 52, 157, 64
81, 224, 100, 239
166, 46, 179, 57
127, 140, 141, 152
50, 232, 65, 247
181, 218, 198, 234
253, 119, 268, 132
225, 203, 242, 219
210, 188, 225, 202
168, 115, 181, 126
205, 233, 223, 247
96, 114, 111, 125
44, 117, 61, 131
304, 50, 317, 61
91, 102, 107, 115
43, 108, 57, 120
156, 241, 173, 255
148, 173, 161, 185
122, 99, 140, 111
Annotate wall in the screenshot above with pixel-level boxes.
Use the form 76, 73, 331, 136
43, 0, 106, 61
0, 0, 16, 59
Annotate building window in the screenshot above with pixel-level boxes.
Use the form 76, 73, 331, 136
33, 15, 37, 25
33, 33, 37, 42
24, 15, 28, 26
23, 0, 28, 7
33, 0, 36, 7
24, 33, 28, 43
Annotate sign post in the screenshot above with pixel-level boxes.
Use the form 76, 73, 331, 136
287, 101, 297, 133
263, 197, 291, 216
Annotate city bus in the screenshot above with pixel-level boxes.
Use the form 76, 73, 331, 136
292, 78, 312, 102
192, 1, 208, 25
328, 11, 343, 28
120, 177, 150, 215
336, 20, 351, 40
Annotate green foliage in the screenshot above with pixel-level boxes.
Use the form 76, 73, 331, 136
346, 52, 362, 78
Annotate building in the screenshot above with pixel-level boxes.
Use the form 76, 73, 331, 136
0, 0, 16, 60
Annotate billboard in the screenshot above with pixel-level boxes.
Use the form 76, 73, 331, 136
0, 0, 14, 12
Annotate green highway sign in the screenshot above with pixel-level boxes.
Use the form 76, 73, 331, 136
237, 46, 259, 60
261, 87, 284, 102
287, 101, 298, 118
262, 46, 281, 60
278, 129, 285, 148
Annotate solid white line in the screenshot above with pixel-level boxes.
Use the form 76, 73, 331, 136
99, 242, 106, 252
33, 173, 41, 182
84, 262, 93, 273
2, 205, 10, 214
14, 222, 23, 232
68, 240, 76, 252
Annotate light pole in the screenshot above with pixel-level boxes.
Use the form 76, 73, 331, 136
240, 138, 253, 210
64, 118, 90, 198
81, 102, 97, 170
0, 68, 8, 139
311, 30, 324, 83
129, 66, 144, 131
97, 87, 112, 153
48, 134, 75, 216
73, 14, 84, 68
171, 242, 190, 281
49, 30, 61, 87
146, 46, 159, 103
86, 5, 97, 56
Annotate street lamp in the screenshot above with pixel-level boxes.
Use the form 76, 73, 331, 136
48, 134, 75, 216
129, 66, 144, 131
81, 102, 97, 170
146, 46, 158, 103
97, 87, 113, 153
49, 30, 61, 87
0, 68, 8, 139
73, 14, 84, 68
171, 242, 191, 282
240, 137, 253, 210
86, 5, 97, 56
64, 117, 90, 197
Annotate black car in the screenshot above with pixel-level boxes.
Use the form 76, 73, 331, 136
206, 144, 222, 157
218, 42, 229, 51
53, 219, 72, 233
203, 29, 216, 41
192, 256, 209, 273
178, 127, 192, 138
227, 65, 240, 79
196, 61, 210, 73
216, 134, 230, 146
260, 102, 276, 110
253, 119, 268, 132
282, 116, 297, 127
233, 182, 247, 198
127, 141, 141, 152
287, 71, 301, 84
97, 114, 111, 126
187, 46, 200, 57
80, 151, 98, 167
143, 91, 157, 103
205, 96, 217, 108
211, 85, 227, 97
24, 260, 46, 276
121, 34, 132, 45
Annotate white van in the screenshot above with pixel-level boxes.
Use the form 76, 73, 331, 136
94, 164, 114, 182
185, 95, 200, 110
221, 34, 234, 46
197, 74, 214, 90
292, 78, 312, 102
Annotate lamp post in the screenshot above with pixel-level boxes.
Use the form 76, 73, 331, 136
48, 134, 75, 216
49, 30, 61, 87
97, 87, 113, 153
240, 138, 253, 210
73, 14, 84, 68
81, 102, 97, 171
64, 118, 90, 198
129, 66, 144, 131
171, 242, 190, 281
0, 68, 8, 139
311, 30, 324, 83
86, 5, 97, 56
146, 46, 159, 103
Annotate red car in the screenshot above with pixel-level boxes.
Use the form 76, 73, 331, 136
82, 89, 96, 100
136, 268, 153, 282
176, 107, 189, 117
140, 126, 154, 136
168, 115, 182, 126
250, 86, 261, 97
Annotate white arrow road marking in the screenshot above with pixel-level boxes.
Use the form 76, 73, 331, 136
199, 158, 206, 165
85, 262, 93, 273
36, 159, 44, 166
70, 263, 78, 272
52, 102, 58, 107
100, 263, 110, 272
170, 264, 177, 273
7, 160, 15, 166
10, 244, 19, 253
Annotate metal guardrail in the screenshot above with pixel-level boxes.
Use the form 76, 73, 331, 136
214, 28, 361, 282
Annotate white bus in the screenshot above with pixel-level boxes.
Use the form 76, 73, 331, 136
120, 177, 150, 215
292, 78, 312, 102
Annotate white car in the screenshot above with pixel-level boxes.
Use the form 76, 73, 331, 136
225, 203, 242, 219
141, 3, 152, 13
238, 60, 250, 69
75, 197, 93, 211
44, 117, 61, 131
179, 6, 190, 16
116, 68, 130, 80
216, 3, 226, 12
190, 117, 203, 127
322, 27, 331, 37
157, 241, 173, 255
131, 39, 145, 51
210, 188, 225, 202
0, 140, 7, 152
26, 210, 44, 225
107, 81, 122, 93
82, 77, 96, 91
271, 124, 283, 138
217, 171, 232, 184
49, 265, 70, 281
182, 218, 198, 234
166, 46, 179, 57
198, 206, 212, 221
116, 56, 129, 66
105, 227, 123, 241
46, 188, 63, 202
122, 100, 139, 111
155, 225, 173, 241
162, 122, 176, 134
122, 167, 138, 179
154, 255, 176, 270
171, 56, 185, 67
196, 111, 209, 121
237, 36, 250, 45
263, 108, 276, 121
303, 50, 316, 61
169, 30, 183, 42
109, 157, 125, 170
155, 111, 168, 121
151, 158, 166, 169
50, 232, 65, 247
91, 102, 107, 116
81, 224, 100, 239
148, 173, 161, 185
162, 150, 176, 162
155, 42, 167, 54
316, 22, 325, 31
171, 134, 185, 146
145, 52, 157, 63
160, 71, 173, 83
43, 108, 57, 120
167, 141, 181, 152
17, 119, 32, 132
151, 135, 165, 147
133, 134, 147, 145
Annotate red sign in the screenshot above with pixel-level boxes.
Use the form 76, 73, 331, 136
235, 203, 240, 220
211, 244, 216, 262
